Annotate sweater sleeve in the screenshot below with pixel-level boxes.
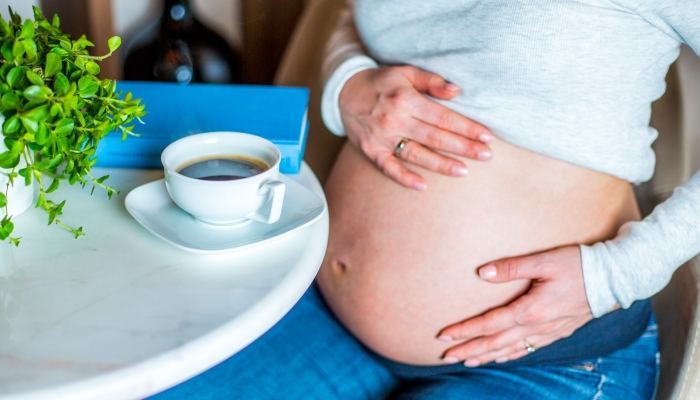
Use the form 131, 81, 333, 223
582, 0, 700, 317
320, 0, 378, 137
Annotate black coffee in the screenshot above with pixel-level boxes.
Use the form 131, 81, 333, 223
177, 155, 269, 181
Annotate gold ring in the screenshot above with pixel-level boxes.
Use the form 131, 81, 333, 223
524, 340, 536, 354
395, 138, 409, 157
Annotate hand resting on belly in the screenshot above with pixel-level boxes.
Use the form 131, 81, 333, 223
339, 65, 494, 190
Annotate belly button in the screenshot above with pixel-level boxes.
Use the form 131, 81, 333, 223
332, 259, 348, 274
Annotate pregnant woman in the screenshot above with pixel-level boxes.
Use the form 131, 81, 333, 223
156, 1, 700, 399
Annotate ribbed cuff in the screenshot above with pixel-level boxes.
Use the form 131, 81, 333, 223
321, 55, 378, 137
579, 243, 620, 318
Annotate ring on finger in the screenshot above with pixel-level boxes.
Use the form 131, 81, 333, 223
524, 339, 536, 354
395, 138, 409, 157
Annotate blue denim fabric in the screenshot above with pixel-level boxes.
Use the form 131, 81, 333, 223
152, 284, 659, 400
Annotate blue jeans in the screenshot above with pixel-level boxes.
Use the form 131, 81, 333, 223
153, 284, 659, 400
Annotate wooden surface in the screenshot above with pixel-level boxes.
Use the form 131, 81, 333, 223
242, 0, 305, 84
40, 0, 121, 80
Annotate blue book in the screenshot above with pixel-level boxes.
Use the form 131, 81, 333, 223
94, 82, 309, 174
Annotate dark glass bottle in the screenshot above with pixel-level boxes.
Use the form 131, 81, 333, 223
123, 0, 242, 84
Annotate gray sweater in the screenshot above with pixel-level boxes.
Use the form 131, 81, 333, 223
321, 0, 700, 317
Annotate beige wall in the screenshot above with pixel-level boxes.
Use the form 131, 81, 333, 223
0, 0, 41, 20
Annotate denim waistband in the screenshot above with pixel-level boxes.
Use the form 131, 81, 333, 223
371, 299, 652, 379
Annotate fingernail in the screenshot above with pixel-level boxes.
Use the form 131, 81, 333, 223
451, 166, 468, 177
495, 357, 509, 363
479, 265, 497, 279
444, 82, 459, 91
477, 150, 493, 161
464, 358, 480, 367
438, 335, 453, 342
413, 182, 428, 191
479, 133, 493, 144
443, 356, 459, 364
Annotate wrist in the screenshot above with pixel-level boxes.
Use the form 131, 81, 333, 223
321, 55, 378, 136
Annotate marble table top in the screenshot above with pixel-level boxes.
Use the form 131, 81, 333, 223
0, 163, 329, 399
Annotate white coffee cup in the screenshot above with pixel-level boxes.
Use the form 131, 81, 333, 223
161, 132, 286, 225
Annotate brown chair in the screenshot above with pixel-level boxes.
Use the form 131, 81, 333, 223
274, 1, 700, 398
273, 0, 347, 185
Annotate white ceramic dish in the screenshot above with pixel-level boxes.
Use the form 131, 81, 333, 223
125, 174, 326, 254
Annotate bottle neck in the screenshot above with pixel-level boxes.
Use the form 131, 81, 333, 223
161, 0, 195, 35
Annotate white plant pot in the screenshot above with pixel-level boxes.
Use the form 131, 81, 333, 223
0, 123, 35, 218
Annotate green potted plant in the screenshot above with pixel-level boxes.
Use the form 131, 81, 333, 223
0, 6, 145, 245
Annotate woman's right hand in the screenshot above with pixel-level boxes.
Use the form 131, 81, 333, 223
338, 65, 494, 190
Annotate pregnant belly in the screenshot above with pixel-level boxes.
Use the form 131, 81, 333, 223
316, 139, 640, 365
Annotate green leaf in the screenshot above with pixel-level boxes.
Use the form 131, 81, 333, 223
32, 6, 42, 20
0, 192, 6, 208
51, 47, 68, 56
46, 178, 60, 193
53, 73, 69, 95
20, 104, 49, 133
22, 104, 49, 121
9, 8, 20, 25
10, 138, 23, 155
12, 39, 24, 59
66, 81, 77, 98
26, 70, 43, 86
47, 153, 65, 169
6, 67, 23, 88
74, 35, 94, 49
1, 40, 13, 62
1, 93, 20, 110
2, 116, 20, 133
0, 220, 13, 240
0, 64, 12, 80
33, 159, 51, 170
23, 85, 52, 103
35, 122, 49, 145
34, 189, 44, 208
20, 117, 38, 134
22, 39, 37, 61
68, 69, 81, 82
108, 36, 122, 52
45, 53, 62, 77
3, 137, 14, 152
56, 137, 69, 152
53, 118, 74, 137
49, 103, 61, 117
0, 15, 10, 35
52, 14, 60, 28
86, 61, 100, 75
78, 76, 98, 98
75, 108, 86, 126
19, 19, 34, 39
0, 151, 20, 169
74, 57, 85, 70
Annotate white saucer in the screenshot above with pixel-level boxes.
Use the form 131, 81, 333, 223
125, 175, 326, 255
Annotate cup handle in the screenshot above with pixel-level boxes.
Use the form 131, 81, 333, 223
247, 180, 286, 224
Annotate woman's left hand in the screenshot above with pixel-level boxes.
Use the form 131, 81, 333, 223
437, 246, 595, 366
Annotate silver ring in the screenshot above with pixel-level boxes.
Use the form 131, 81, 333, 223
524, 340, 536, 354
395, 138, 409, 157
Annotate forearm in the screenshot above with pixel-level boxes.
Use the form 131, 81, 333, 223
581, 169, 700, 317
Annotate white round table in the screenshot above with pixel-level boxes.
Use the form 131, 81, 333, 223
0, 163, 329, 400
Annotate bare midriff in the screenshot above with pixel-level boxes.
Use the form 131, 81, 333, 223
316, 138, 641, 366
